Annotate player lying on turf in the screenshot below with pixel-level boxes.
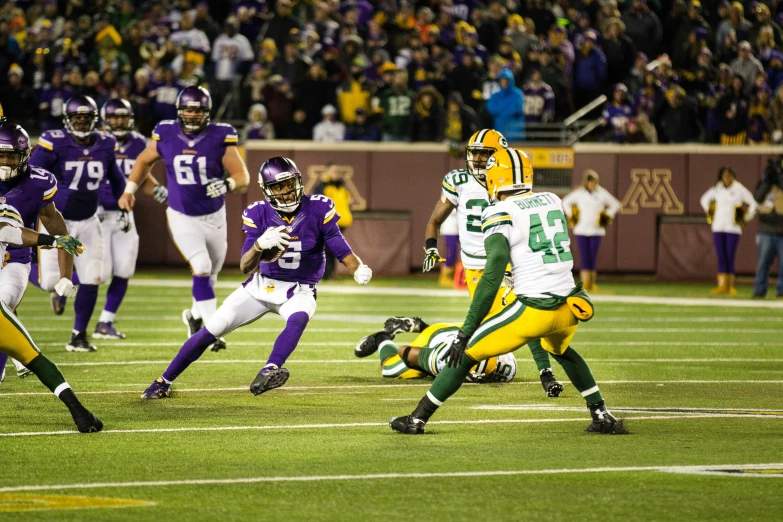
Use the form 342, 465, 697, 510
0, 190, 101, 430
422, 128, 564, 395
383, 316, 562, 395
141, 157, 372, 399
356, 319, 517, 382
390, 148, 625, 435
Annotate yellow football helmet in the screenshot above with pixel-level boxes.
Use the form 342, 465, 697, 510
465, 128, 508, 186
485, 148, 533, 201
0, 103, 4, 123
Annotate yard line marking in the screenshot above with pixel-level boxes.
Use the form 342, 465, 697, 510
36, 342, 357, 348
1, 380, 781, 397
1, 463, 781, 493
1, 415, 781, 439
13, 327, 364, 333
472, 405, 783, 416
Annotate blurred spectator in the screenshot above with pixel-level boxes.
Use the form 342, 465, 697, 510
716, 75, 749, 143
527, 0, 555, 38
149, 67, 184, 123
179, 59, 208, 88
82, 71, 107, 109
635, 70, 663, 118
603, 18, 637, 87
194, 2, 222, 42
243, 103, 275, 141
275, 37, 311, 88
130, 68, 152, 134
621, 0, 662, 59
454, 26, 489, 67
410, 85, 445, 142
672, 1, 711, 57
623, 112, 658, 143
313, 163, 353, 280
506, 14, 536, 58
336, 57, 371, 125
752, 159, 783, 298
658, 86, 703, 142
375, 70, 413, 142
211, 19, 253, 119
170, 13, 211, 61
601, 84, 635, 142
233, 0, 267, 43
523, 69, 555, 124
297, 61, 335, 127
755, 26, 777, 69
548, 26, 574, 83
715, 2, 752, 54
344, 107, 380, 141
486, 68, 525, 141
481, 55, 505, 102
625, 52, 649, 94
539, 47, 571, 121
122, 23, 146, 72
731, 41, 764, 95
444, 91, 481, 144
302, 30, 322, 62
747, 85, 773, 144
283, 109, 312, 140
259, 0, 300, 53
772, 86, 783, 142
496, 36, 522, 75
38, 69, 72, 131
407, 45, 434, 91
313, 104, 345, 142
0, 64, 36, 128
574, 31, 608, 110
749, 4, 783, 49
262, 75, 294, 134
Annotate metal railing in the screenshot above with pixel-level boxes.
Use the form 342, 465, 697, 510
516, 94, 608, 145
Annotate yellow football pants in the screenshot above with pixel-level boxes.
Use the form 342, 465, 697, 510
466, 300, 578, 360
465, 268, 515, 317
0, 300, 41, 365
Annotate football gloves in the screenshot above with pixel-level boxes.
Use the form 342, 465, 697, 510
354, 264, 372, 285
735, 205, 746, 226
53, 235, 86, 255
445, 330, 469, 368
118, 210, 132, 233
256, 225, 290, 251
422, 247, 445, 272
206, 178, 236, 198
597, 211, 612, 228
152, 184, 168, 204
54, 277, 77, 298
567, 205, 579, 228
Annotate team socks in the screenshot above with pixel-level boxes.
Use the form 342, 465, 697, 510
99, 276, 129, 323
411, 353, 475, 421
528, 339, 554, 373
551, 348, 603, 404
73, 284, 98, 333
266, 312, 309, 368
192, 275, 216, 323
162, 328, 217, 382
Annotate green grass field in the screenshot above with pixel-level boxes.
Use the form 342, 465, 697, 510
1, 271, 783, 520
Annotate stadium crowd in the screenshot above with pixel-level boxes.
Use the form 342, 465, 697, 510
2, 0, 783, 144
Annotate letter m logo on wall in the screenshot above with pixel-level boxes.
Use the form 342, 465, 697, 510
620, 169, 684, 215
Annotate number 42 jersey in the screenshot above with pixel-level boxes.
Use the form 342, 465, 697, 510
481, 192, 575, 298
441, 169, 491, 270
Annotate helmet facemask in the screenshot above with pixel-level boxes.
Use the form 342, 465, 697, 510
65, 111, 98, 138
178, 107, 210, 133
0, 148, 29, 182
105, 114, 134, 138
465, 145, 496, 186
262, 174, 305, 212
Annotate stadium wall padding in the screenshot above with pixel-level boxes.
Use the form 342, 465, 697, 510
132, 141, 781, 279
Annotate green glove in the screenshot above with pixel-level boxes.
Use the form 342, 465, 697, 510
54, 235, 86, 256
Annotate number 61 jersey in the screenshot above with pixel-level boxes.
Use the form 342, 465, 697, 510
441, 169, 491, 270
152, 120, 238, 217
481, 192, 575, 297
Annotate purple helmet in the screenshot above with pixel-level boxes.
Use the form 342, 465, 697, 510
176, 86, 212, 134
63, 95, 99, 138
101, 98, 135, 138
0, 122, 31, 182
258, 157, 304, 212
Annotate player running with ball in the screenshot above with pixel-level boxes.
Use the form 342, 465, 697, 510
390, 148, 624, 435
119, 86, 250, 352
141, 157, 372, 398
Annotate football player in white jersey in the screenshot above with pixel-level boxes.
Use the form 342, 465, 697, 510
391, 148, 625, 436
419, 128, 563, 397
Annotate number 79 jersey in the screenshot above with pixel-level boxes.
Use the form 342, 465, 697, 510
481, 192, 575, 298
441, 169, 490, 270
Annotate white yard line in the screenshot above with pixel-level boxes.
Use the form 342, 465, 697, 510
1, 463, 781, 493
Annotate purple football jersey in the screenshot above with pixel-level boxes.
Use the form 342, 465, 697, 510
30, 129, 126, 221
601, 104, 634, 141
241, 195, 353, 285
152, 120, 239, 216
523, 83, 555, 123
1, 166, 58, 264
99, 131, 147, 210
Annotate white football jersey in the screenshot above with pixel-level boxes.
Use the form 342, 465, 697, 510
481, 191, 576, 298
442, 169, 491, 270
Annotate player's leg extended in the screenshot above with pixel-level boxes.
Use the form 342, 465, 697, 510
203, 207, 228, 350
142, 285, 270, 399
0, 261, 34, 377
0, 301, 102, 432
69, 216, 104, 352
95, 212, 139, 339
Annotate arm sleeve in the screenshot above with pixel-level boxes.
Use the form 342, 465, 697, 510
743, 184, 759, 220
755, 180, 772, 203
561, 191, 577, 214
29, 142, 58, 171
441, 173, 459, 205
461, 233, 510, 337
107, 155, 127, 199
699, 187, 715, 212
603, 188, 622, 216
240, 208, 263, 257
322, 205, 353, 261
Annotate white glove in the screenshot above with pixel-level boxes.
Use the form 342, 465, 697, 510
118, 210, 132, 233
152, 185, 168, 204
256, 225, 290, 251
205, 178, 236, 198
54, 277, 77, 298
354, 264, 372, 285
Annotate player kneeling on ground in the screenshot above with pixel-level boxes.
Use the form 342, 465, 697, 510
356, 318, 517, 382
390, 148, 626, 435
142, 157, 372, 398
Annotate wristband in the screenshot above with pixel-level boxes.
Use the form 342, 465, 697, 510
425, 238, 438, 250
37, 233, 56, 247
227, 178, 237, 192
124, 181, 139, 195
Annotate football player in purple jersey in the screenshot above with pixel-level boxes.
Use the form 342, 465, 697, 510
29, 95, 127, 353
92, 98, 167, 340
141, 157, 372, 399
119, 86, 250, 352
0, 122, 76, 379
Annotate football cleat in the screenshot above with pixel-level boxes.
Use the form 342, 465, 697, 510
0, 366, 5, 384
71, 408, 104, 433
540, 368, 564, 398
249, 365, 290, 396
586, 401, 628, 435
209, 337, 227, 352
384, 316, 426, 337
93, 322, 127, 339
66, 332, 97, 352
141, 377, 173, 399
16, 366, 32, 379
389, 415, 426, 435
354, 331, 389, 358
182, 309, 202, 338
50, 293, 67, 315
